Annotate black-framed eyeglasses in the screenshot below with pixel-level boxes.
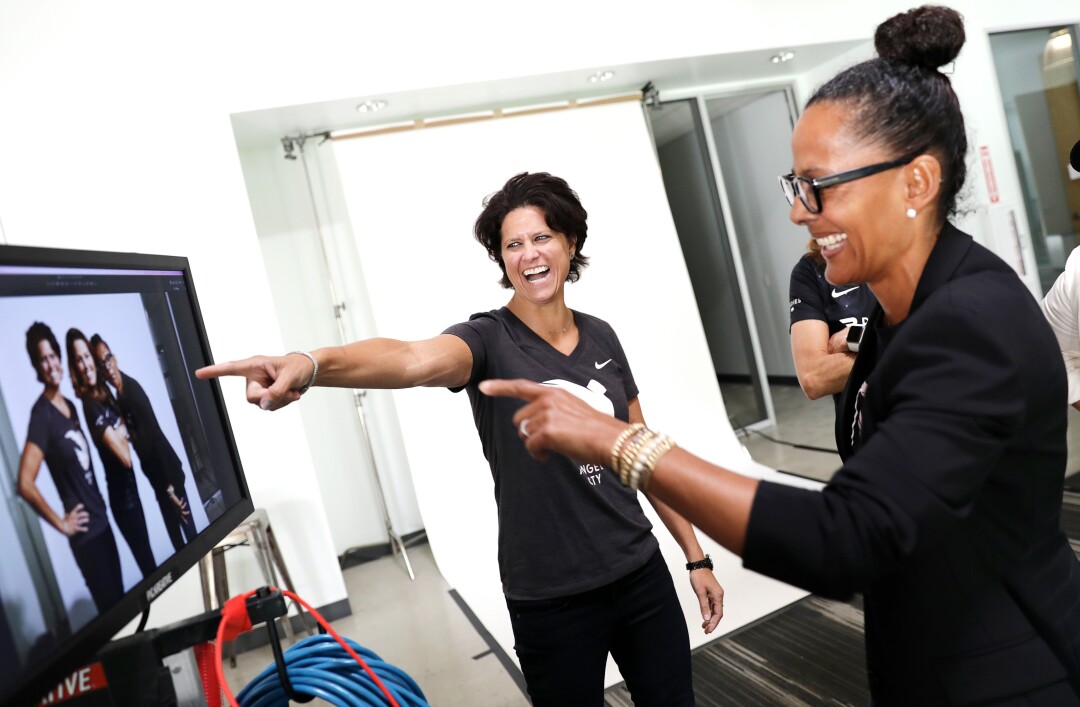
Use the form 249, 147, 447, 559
778, 147, 926, 214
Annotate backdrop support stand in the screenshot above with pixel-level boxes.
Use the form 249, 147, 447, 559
292, 133, 417, 580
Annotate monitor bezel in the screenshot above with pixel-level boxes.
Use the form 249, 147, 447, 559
0, 244, 254, 706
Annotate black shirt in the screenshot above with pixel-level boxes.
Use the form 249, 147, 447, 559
789, 253, 876, 336
26, 394, 110, 547
444, 307, 659, 600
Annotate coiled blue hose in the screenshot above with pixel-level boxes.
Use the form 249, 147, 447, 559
236, 634, 428, 706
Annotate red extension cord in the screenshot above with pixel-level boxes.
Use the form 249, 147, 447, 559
210, 587, 400, 707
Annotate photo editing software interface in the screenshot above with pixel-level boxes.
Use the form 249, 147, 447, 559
0, 246, 252, 705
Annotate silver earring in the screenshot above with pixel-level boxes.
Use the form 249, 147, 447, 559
906, 207, 917, 219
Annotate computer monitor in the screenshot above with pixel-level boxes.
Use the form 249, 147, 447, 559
0, 244, 253, 705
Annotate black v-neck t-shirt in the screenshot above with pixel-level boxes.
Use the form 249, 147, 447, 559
445, 307, 658, 600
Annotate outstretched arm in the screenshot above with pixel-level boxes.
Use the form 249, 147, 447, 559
481, 379, 759, 556
196, 334, 473, 411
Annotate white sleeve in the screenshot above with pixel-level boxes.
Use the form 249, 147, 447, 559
1040, 246, 1080, 404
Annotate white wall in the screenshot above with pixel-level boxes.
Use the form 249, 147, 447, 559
0, 0, 1076, 642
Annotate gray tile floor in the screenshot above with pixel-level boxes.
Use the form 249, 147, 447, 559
740, 383, 844, 483
220, 383, 1080, 705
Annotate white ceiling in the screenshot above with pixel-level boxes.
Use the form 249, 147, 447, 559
230, 39, 867, 153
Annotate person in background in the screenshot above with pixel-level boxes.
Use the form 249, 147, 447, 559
788, 237, 876, 410
67, 327, 157, 577
17, 322, 124, 612
197, 171, 723, 706
481, 7, 1080, 704
92, 334, 194, 551
1040, 244, 1080, 410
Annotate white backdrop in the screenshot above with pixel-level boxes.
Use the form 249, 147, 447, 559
330, 100, 816, 687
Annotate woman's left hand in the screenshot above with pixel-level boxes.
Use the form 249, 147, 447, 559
167, 485, 191, 519
689, 570, 724, 634
478, 379, 627, 465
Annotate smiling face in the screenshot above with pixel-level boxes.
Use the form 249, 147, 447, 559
501, 205, 576, 307
72, 337, 98, 388
788, 101, 916, 290
34, 339, 63, 390
94, 341, 120, 388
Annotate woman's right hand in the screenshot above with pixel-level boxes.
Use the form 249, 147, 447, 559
195, 353, 313, 411
478, 379, 626, 466
827, 326, 852, 355
61, 504, 90, 536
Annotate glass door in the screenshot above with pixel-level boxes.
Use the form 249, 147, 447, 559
989, 25, 1080, 293
645, 97, 774, 429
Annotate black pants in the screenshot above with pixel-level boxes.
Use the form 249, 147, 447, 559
108, 469, 157, 577
505, 549, 694, 707
72, 529, 123, 613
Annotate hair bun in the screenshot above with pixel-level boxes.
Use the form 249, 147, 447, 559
874, 5, 965, 70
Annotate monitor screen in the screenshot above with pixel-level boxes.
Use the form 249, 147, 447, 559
0, 245, 253, 705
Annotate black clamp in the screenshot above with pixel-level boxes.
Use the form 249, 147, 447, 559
249, 587, 313, 704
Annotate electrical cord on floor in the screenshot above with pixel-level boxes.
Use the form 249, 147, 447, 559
237, 635, 428, 707
213, 587, 428, 706
730, 412, 839, 456
747, 427, 839, 455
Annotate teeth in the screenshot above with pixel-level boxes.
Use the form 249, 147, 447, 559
815, 233, 847, 247
524, 266, 549, 276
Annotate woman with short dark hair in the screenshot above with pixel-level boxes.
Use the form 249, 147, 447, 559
199, 171, 723, 706
17, 321, 124, 612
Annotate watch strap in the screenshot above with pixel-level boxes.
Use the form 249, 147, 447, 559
686, 555, 713, 571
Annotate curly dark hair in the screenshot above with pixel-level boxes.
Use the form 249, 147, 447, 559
473, 172, 591, 289
807, 5, 967, 222
25, 321, 61, 384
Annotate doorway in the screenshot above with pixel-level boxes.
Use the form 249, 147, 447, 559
989, 25, 1080, 294
645, 88, 805, 431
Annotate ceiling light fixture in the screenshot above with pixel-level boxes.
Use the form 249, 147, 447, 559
356, 99, 389, 113
588, 70, 615, 83
770, 51, 795, 64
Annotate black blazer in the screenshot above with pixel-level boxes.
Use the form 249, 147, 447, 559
745, 224, 1080, 705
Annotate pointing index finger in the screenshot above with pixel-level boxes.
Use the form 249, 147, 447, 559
478, 379, 545, 401
195, 359, 256, 380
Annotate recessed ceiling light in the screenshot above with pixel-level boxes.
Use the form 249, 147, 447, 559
588, 70, 615, 83
356, 99, 389, 113
770, 51, 795, 64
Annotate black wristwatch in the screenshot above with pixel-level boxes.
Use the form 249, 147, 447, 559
847, 323, 866, 353
686, 555, 713, 571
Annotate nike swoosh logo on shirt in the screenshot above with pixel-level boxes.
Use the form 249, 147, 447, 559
595, 359, 612, 369
832, 286, 858, 298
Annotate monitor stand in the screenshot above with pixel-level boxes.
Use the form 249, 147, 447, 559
91, 587, 300, 706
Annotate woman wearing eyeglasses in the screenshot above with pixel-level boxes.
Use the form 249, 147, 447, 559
482, 6, 1080, 705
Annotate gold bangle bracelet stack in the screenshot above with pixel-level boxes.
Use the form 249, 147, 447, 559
608, 424, 677, 491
